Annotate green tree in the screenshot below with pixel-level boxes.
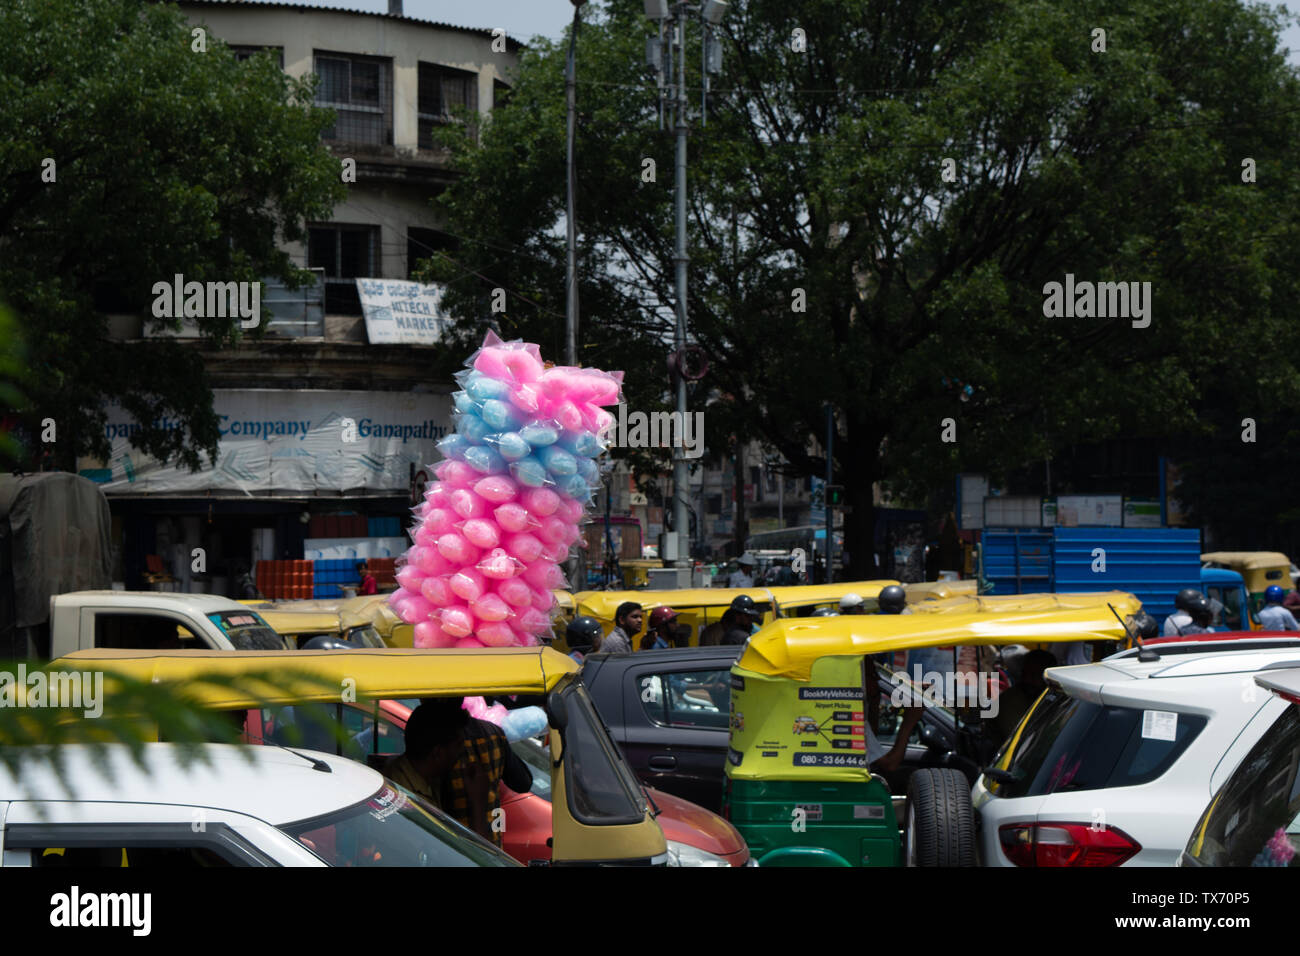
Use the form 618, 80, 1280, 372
0, 0, 345, 472
422, 0, 1300, 576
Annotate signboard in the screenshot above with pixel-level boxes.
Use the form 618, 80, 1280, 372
1123, 498, 1162, 528
303, 537, 409, 560
78, 389, 453, 496
727, 655, 869, 783
356, 279, 454, 345
809, 476, 826, 525
1055, 495, 1123, 527
1042, 499, 1058, 527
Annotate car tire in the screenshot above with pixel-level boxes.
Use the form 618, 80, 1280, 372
904, 767, 976, 866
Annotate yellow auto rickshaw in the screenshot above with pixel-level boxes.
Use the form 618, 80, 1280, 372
724, 605, 1141, 867
765, 581, 900, 616
1201, 552, 1295, 613
52, 646, 669, 866
569, 587, 779, 652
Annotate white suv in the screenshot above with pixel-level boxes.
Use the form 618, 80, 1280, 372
0, 744, 519, 867
971, 637, 1300, 866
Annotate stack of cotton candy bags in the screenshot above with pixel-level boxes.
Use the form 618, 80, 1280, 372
389, 331, 622, 648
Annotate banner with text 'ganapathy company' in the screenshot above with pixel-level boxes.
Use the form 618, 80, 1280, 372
77, 389, 452, 495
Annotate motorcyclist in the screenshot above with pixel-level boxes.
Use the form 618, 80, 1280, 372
839, 592, 867, 615
876, 585, 907, 614
1259, 585, 1300, 631
1163, 587, 1204, 636
564, 615, 604, 662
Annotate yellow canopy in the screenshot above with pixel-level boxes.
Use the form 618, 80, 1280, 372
737, 608, 1136, 681
905, 591, 1141, 617
1202, 551, 1292, 571
765, 581, 899, 610
902, 580, 979, 602
574, 587, 777, 620
256, 609, 343, 636
52, 647, 578, 709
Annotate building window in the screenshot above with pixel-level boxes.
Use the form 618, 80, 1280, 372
407, 228, 456, 279
418, 62, 478, 148
315, 52, 392, 146
230, 45, 284, 69
308, 224, 380, 315
493, 79, 512, 110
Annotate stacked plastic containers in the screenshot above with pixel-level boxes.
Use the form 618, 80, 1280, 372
389, 332, 622, 648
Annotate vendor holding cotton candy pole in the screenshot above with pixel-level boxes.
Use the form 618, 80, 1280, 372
389, 331, 622, 649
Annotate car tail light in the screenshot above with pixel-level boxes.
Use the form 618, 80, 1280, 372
999, 822, 1141, 867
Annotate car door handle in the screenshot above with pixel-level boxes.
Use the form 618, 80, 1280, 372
648, 755, 677, 771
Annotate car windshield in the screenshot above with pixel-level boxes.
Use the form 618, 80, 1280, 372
346, 624, 385, 648
1185, 705, 1300, 866
281, 782, 518, 867
207, 610, 288, 649
989, 688, 1205, 798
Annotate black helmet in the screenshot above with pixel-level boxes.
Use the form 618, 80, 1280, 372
300, 635, 358, 651
810, 606, 838, 617
565, 616, 603, 653
1129, 611, 1159, 640
729, 594, 760, 618
1188, 594, 1212, 622
1174, 588, 1204, 612
877, 585, 906, 614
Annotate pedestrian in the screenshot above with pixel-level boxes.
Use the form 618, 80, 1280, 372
357, 561, 378, 596
1162, 588, 1204, 636
564, 616, 603, 662
720, 594, 763, 646
1259, 585, 1300, 631
728, 552, 757, 588
1283, 589, 1300, 615
641, 606, 678, 650
601, 602, 642, 655
382, 700, 474, 812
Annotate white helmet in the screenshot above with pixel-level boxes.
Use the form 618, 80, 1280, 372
839, 592, 865, 610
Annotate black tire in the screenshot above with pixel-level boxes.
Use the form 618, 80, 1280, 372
904, 767, 976, 866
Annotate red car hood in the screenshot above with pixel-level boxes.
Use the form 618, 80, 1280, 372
645, 787, 748, 862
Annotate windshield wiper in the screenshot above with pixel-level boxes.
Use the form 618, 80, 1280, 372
642, 787, 662, 819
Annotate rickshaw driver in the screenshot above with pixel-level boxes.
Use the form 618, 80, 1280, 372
864, 656, 926, 776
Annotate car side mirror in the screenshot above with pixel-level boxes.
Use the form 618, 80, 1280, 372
918, 720, 944, 751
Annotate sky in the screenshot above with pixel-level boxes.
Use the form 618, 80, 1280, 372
245, 1, 1300, 63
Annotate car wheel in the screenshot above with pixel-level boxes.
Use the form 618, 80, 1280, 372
904, 767, 976, 866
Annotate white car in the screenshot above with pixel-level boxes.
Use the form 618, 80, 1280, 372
972, 636, 1300, 866
1181, 665, 1300, 867
0, 743, 519, 867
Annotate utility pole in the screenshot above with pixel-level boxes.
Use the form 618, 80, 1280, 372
825, 404, 835, 583
564, 0, 587, 367
646, 0, 727, 574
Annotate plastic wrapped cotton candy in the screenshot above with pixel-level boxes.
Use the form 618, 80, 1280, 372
390, 330, 623, 646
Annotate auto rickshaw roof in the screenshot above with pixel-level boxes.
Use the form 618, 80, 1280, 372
1201, 551, 1292, 571
901, 580, 980, 602
574, 587, 776, 618
905, 591, 1141, 616
736, 607, 1137, 681
53, 647, 579, 707
764, 581, 899, 606
255, 609, 344, 634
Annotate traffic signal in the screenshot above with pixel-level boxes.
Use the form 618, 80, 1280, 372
826, 484, 845, 507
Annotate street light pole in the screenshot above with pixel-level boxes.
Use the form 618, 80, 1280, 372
647, 0, 727, 574
565, 0, 586, 367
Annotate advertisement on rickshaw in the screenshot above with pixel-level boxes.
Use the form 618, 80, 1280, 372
728, 656, 869, 782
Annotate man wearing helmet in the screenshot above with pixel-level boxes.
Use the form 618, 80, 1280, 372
718, 594, 764, 646
564, 615, 603, 662
876, 585, 907, 615
1259, 585, 1299, 630
642, 606, 680, 649
1163, 587, 1205, 637
839, 593, 867, 615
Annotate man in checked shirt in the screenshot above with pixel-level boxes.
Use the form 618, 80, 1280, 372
420, 697, 533, 846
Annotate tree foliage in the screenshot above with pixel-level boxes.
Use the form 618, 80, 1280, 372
426, 0, 1300, 571
0, 0, 345, 471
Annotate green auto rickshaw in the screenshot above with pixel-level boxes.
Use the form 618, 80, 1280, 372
723, 603, 1140, 867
